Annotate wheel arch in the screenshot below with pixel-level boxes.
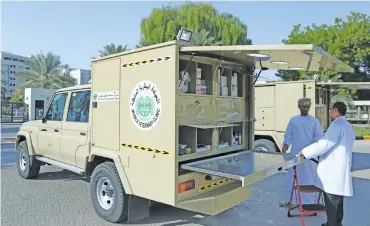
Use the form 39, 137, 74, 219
87, 147, 133, 195
16, 131, 36, 155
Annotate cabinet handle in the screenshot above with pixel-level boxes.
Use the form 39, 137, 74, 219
54, 129, 59, 132
80, 132, 86, 136
41, 129, 47, 132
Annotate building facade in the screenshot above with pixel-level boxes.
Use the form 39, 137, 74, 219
1, 51, 31, 96
70, 69, 91, 85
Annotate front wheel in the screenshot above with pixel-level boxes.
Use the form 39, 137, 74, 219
90, 161, 128, 223
254, 139, 277, 153
16, 141, 40, 179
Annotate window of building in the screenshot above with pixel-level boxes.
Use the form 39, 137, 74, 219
19, 59, 25, 63
45, 93, 68, 121
67, 90, 91, 123
25, 67, 30, 70
12, 58, 19, 62
3, 57, 11, 60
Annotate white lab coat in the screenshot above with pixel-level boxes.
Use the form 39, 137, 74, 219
302, 116, 355, 197
283, 115, 323, 203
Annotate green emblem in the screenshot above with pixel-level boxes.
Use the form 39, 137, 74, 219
135, 96, 155, 120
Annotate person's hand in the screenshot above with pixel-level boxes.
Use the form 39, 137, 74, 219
297, 151, 304, 156
282, 144, 289, 153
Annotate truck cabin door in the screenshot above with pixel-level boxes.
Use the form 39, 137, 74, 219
37, 92, 68, 161
60, 90, 91, 168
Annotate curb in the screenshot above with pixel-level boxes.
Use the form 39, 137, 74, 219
1, 137, 16, 144
355, 136, 370, 141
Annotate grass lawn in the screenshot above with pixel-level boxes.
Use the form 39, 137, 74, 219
353, 126, 370, 136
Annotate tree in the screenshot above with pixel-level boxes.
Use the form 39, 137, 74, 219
11, 52, 77, 101
275, 12, 370, 100
138, 2, 252, 47
98, 44, 129, 57
190, 29, 223, 46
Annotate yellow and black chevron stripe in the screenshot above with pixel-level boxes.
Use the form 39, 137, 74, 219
199, 178, 232, 191
122, 56, 172, 68
121, 143, 170, 155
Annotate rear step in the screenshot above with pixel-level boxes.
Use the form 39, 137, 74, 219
296, 185, 323, 193
35, 156, 85, 175
301, 204, 326, 212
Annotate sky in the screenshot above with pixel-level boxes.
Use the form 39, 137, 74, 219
1, 1, 370, 81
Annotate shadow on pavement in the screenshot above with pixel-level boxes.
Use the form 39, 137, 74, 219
36, 169, 90, 182
127, 203, 209, 226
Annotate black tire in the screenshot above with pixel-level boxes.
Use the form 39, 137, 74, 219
90, 161, 128, 223
254, 139, 277, 153
16, 140, 40, 179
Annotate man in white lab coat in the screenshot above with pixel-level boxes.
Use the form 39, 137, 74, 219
279, 97, 323, 208
298, 102, 355, 226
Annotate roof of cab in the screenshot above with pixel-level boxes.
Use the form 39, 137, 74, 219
56, 84, 91, 92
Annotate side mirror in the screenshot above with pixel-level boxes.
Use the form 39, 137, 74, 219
42, 117, 46, 123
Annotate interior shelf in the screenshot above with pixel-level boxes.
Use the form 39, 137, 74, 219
178, 126, 197, 156
178, 125, 213, 158
232, 124, 243, 146
218, 126, 231, 150
179, 59, 213, 95
218, 67, 243, 97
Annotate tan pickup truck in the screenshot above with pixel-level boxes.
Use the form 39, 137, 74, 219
15, 39, 353, 223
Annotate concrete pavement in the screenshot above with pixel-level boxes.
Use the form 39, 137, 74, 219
1, 141, 370, 226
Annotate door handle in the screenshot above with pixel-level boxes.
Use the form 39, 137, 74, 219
80, 132, 86, 136
54, 129, 59, 132
41, 129, 47, 132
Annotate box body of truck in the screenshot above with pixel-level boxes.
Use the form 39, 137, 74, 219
90, 41, 353, 216
254, 81, 370, 152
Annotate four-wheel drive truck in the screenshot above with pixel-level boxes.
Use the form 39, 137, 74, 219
14, 40, 354, 223
253, 80, 370, 153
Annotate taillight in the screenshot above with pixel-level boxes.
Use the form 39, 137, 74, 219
178, 180, 196, 193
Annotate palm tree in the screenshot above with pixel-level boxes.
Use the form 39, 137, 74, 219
190, 29, 223, 46
98, 44, 129, 57
11, 52, 77, 101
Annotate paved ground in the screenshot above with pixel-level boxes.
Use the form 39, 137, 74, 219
1, 125, 370, 226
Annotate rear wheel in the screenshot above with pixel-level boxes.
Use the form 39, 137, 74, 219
254, 139, 277, 153
16, 141, 40, 179
90, 161, 128, 223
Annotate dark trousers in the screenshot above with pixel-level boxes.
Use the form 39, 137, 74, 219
323, 192, 344, 226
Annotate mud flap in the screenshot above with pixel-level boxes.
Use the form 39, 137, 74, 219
127, 195, 150, 223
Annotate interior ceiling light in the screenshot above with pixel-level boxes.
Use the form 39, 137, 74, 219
270, 61, 290, 65
247, 53, 270, 58
289, 66, 306, 70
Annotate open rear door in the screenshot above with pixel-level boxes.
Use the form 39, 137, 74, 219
180, 44, 354, 73
181, 150, 304, 187
316, 82, 370, 90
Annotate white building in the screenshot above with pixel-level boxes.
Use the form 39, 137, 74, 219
70, 69, 91, 85
24, 88, 55, 121
1, 51, 31, 96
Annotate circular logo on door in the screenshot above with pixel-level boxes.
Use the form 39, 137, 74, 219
129, 81, 161, 131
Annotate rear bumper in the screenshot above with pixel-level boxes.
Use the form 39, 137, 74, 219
175, 181, 251, 215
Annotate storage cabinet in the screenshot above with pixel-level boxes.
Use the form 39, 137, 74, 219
177, 55, 248, 162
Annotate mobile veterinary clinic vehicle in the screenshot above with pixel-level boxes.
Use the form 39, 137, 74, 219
14, 40, 353, 223
253, 81, 370, 152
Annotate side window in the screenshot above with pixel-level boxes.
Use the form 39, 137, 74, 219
67, 90, 91, 123
45, 93, 68, 121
